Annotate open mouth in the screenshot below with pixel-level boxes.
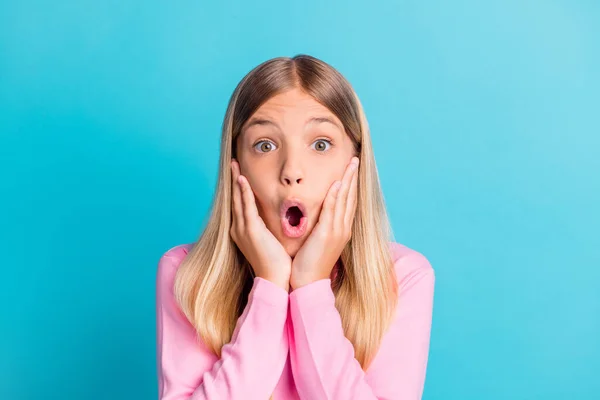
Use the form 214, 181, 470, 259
280, 200, 308, 238
285, 206, 303, 227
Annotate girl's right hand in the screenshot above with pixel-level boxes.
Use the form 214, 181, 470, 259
230, 159, 292, 292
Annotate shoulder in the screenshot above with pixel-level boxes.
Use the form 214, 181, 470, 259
160, 242, 194, 262
388, 241, 435, 288
156, 242, 195, 284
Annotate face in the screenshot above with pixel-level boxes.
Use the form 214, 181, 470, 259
235, 88, 357, 258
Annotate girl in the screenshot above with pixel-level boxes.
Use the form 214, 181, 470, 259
156, 54, 435, 400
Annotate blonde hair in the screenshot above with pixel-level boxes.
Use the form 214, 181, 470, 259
173, 54, 398, 398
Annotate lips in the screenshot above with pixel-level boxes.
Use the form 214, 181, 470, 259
280, 199, 308, 238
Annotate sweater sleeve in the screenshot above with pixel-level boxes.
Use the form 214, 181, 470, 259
287, 249, 435, 400
156, 246, 290, 400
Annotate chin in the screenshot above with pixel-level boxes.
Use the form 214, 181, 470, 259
265, 220, 311, 258
283, 240, 301, 259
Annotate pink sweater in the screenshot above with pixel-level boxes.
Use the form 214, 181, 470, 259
156, 242, 435, 400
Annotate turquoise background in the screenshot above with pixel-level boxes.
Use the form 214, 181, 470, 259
1, 1, 598, 399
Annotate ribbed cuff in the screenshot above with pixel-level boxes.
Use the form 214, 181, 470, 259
250, 277, 289, 310
289, 278, 335, 309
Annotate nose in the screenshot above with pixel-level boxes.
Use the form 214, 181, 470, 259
280, 153, 304, 186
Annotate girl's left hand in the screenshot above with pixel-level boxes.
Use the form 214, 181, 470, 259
290, 156, 360, 290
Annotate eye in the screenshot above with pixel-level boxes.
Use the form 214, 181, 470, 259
312, 139, 332, 152
253, 140, 277, 153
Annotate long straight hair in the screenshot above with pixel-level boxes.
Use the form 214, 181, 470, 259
173, 55, 398, 398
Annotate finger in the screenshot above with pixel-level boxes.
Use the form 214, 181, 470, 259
345, 158, 359, 227
320, 180, 342, 225
238, 174, 260, 227
334, 157, 359, 226
231, 160, 244, 231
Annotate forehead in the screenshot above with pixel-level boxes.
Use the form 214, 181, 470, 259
257, 89, 329, 113
242, 89, 344, 133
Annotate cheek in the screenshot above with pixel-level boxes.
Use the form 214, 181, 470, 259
318, 169, 344, 198
244, 175, 275, 217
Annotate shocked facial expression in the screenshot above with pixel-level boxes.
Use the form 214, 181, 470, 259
235, 87, 357, 257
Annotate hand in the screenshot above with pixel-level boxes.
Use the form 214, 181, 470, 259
290, 157, 360, 290
230, 159, 292, 292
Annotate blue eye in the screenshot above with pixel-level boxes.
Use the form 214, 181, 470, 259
254, 140, 277, 153
312, 139, 332, 152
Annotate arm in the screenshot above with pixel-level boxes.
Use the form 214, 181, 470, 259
156, 247, 289, 400
287, 250, 435, 400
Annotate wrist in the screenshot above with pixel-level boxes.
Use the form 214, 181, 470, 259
290, 276, 316, 291
259, 274, 290, 293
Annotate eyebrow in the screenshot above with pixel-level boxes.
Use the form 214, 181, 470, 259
243, 116, 343, 132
